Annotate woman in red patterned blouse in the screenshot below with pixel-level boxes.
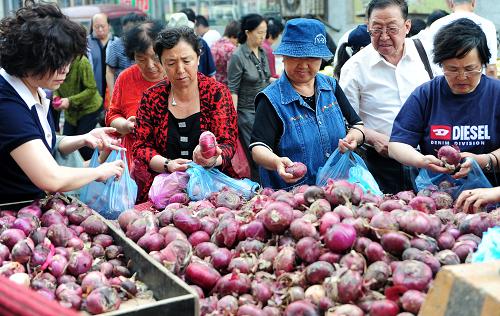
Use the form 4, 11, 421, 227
106, 21, 165, 168
132, 27, 238, 202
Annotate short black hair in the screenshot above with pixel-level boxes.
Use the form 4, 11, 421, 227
0, 1, 87, 78
195, 15, 209, 28
223, 20, 240, 38
367, 0, 408, 20
427, 9, 448, 26
121, 13, 146, 26
238, 13, 265, 44
155, 27, 201, 58
266, 17, 284, 40
433, 18, 490, 66
124, 20, 164, 60
179, 8, 196, 22
408, 18, 426, 37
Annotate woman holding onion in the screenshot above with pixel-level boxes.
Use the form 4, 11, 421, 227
0, 1, 123, 207
132, 27, 238, 202
250, 18, 364, 190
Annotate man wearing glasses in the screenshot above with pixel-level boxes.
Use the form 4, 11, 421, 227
339, 0, 434, 194
389, 18, 500, 189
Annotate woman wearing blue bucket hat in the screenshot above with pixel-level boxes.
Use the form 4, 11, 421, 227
249, 18, 365, 189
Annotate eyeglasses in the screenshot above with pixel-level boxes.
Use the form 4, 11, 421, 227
367, 26, 402, 37
442, 66, 483, 78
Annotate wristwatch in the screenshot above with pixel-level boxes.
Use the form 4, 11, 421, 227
163, 159, 171, 173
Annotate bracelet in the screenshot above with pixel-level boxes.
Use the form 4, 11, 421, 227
163, 158, 171, 173
349, 125, 365, 146
491, 152, 499, 171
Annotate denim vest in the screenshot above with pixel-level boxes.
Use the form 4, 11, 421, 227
257, 73, 346, 190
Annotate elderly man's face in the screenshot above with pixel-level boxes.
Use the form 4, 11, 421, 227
368, 5, 410, 63
92, 14, 110, 40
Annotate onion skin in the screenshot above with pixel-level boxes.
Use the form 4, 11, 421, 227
364, 261, 391, 290
85, 286, 121, 314
0, 229, 26, 249
381, 232, 411, 256
262, 201, 293, 234
437, 145, 461, 170
337, 270, 363, 303
305, 261, 334, 284
326, 304, 364, 316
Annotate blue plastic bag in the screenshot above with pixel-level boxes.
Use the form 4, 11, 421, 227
316, 149, 382, 195
186, 163, 259, 201
471, 227, 500, 263
414, 157, 492, 199
80, 149, 138, 219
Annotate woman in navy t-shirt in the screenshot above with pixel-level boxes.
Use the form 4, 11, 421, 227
389, 18, 499, 187
0, 2, 124, 206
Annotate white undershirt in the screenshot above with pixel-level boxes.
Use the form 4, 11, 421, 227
0, 68, 53, 147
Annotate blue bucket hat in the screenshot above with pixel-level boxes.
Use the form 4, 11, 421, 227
274, 18, 333, 59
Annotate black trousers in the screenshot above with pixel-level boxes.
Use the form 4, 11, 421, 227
361, 146, 416, 194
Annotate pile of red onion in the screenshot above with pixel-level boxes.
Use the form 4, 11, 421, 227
119, 180, 498, 316
0, 195, 152, 314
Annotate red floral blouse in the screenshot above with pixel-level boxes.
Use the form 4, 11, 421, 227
132, 73, 238, 202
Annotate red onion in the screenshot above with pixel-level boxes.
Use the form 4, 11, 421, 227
284, 300, 319, 316
173, 209, 201, 234
436, 249, 460, 265
49, 254, 68, 277
210, 247, 232, 270
410, 237, 438, 253
318, 252, 341, 264
216, 295, 239, 314
396, 191, 416, 203
273, 246, 296, 275
18, 204, 42, 218
309, 198, 331, 218
137, 232, 165, 252
11, 238, 34, 264
212, 218, 239, 248
437, 145, 461, 170
365, 242, 387, 263
41, 209, 66, 227
296, 237, 321, 263
408, 196, 437, 214
303, 186, 325, 205
160, 239, 192, 274
228, 257, 253, 274
67, 250, 93, 276
251, 280, 273, 304
340, 251, 367, 273
80, 215, 108, 235
370, 212, 399, 230
333, 204, 355, 219
31, 227, 48, 245
381, 232, 410, 256
237, 304, 265, 316
327, 304, 364, 316
214, 189, 242, 210
66, 205, 92, 225
262, 201, 293, 233
188, 230, 210, 247
290, 218, 318, 240
12, 216, 39, 236
437, 232, 456, 250
199, 131, 217, 159
356, 203, 381, 220
319, 212, 341, 235
364, 260, 391, 290
430, 191, 453, 209
324, 223, 356, 253
244, 221, 267, 241
401, 290, 426, 314
393, 260, 432, 291
285, 162, 307, 178
85, 286, 121, 314
212, 271, 251, 296
337, 270, 363, 303
195, 242, 218, 259
305, 261, 334, 284
458, 213, 492, 237
379, 199, 405, 212
399, 210, 430, 235
0, 228, 26, 249
105, 245, 123, 259
118, 209, 141, 231
81, 271, 109, 293
370, 299, 399, 316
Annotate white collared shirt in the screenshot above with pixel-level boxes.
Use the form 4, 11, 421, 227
339, 38, 433, 136
0, 69, 53, 147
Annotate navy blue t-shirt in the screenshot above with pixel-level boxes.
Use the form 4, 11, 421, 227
0, 76, 56, 204
391, 75, 500, 156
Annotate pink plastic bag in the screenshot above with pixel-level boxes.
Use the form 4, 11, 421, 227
231, 138, 250, 179
148, 172, 189, 209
